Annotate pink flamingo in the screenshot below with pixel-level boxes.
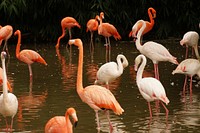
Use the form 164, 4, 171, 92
135, 54, 169, 119
180, 31, 199, 59
0, 51, 18, 131
86, 15, 99, 46
98, 12, 121, 47
94, 54, 128, 88
134, 20, 178, 80
45, 107, 78, 133
0, 25, 13, 55
55, 17, 81, 48
68, 39, 124, 131
129, 7, 156, 41
14, 30, 47, 80
172, 58, 200, 94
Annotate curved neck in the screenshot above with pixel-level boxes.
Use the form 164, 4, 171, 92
148, 9, 155, 26
16, 32, 21, 58
2, 57, 8, 98
194, 45, 200, 59
116, 55, 124, 74
56, 28, 66, 48
136, 55, 146, 83
65, 113, 72, 127
135, 20, 146, 50
76, 42, 84, 94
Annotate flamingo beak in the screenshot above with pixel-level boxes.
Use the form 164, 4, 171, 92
74, 121, 78, 128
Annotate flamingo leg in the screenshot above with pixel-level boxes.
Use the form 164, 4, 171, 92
154, 64, 159, 80
160, 101, 169, 120
183, 75, 188, 94
95, 110, 100, 130
105, 110, 113, 132
148, 102, 152, 119
190, 76, 193, 94
69, 29, 72, 39
28, 64, 33, 81
185, 47, 188, 59
10, 117, 14, 131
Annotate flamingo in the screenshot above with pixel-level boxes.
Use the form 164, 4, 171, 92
45, 107, 78, 133
55, 17, 81, 48
86, 15, 100, 46
94, 54, 128, 88
14, 30, 47, 80
0, 67, 12, 92
180, 31, 199, 59
0, 25, 13, 55
129, 7, 156, 41
134, 20, 178, 80
98, 12, 121, 47
68, 39, 124, 131
135, 54, 169, 119
0, 51, 18, 131
172, 58, 200, 94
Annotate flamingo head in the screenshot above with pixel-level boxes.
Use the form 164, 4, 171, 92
95, 15, 100, 21
134, 55, 143, 71
149, 7, 156, 18
100, 12, 104, 19
1, 51, 7, 60
14, 30, 21, 36
66, 107, 78, 127
68, 38, 82, 47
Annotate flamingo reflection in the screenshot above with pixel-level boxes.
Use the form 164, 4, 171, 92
17, 82, 48, 129
56, 48, 77, 90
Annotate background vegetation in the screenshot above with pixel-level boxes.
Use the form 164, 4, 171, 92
0, 0, 199, 43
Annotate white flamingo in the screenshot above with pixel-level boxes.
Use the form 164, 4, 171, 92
180, 31, 199, 59
134, 20, 178, 80
172, 58, 200, 93
94, 54, 128, 88
0, 51, 18, 131
135, 54, 169, 118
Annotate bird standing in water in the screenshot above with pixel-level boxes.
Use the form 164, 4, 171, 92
68, 39, 124, 132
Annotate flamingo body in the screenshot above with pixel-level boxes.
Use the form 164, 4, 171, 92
45, 107, 78, 133
86, 15, 99, 33
172, 58, 200, 93
0, 51, 18, 131
180, 31, 199, 59
135, 54, 169, 118
68, 39, 123, 130
56, 17, 81, 48
95, 54, 128, 85
129, 7, 156, 39
0, 25, 13, 46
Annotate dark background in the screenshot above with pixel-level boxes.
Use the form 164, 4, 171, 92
0, 0, 199, 43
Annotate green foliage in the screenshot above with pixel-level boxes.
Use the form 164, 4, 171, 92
0, 0, 199, 42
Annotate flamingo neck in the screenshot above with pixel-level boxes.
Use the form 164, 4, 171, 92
2, 57, 8, 99
136, 55, 146, 83
16, 32, 21, 58
76, 42, 84, 94
148, 9, 155, 27
194, 45, 200, 59
65, 112, 72, 128
135, 20, 146, 51
116, 55, 124, 75
56, 27, 66, 48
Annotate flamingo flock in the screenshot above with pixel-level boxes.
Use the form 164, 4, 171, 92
0, 8, 199, 133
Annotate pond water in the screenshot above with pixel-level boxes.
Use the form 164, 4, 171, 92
0, 38, 200, 133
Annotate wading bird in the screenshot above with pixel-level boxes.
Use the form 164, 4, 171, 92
14, 30, 47, 80
55, 17, 81, 48
180, 31, 199, 59
129, 7, 156, 41
45, 107, 78, 133
0, 51, 18, 131
68, 39, 124, 132
95, 54, 128, 88
135, 54, 169, 119
134, 20, 178, 80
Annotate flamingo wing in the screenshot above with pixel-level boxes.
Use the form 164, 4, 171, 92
83, 85, 124, 115
138, 77, 169, 104
19, 50, 47, 65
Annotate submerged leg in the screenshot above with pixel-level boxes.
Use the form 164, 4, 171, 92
148, 102, 152, 119
105, 110, 113, 132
